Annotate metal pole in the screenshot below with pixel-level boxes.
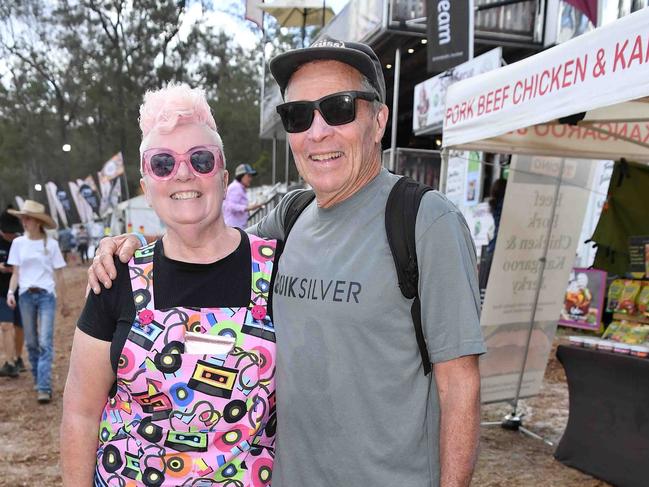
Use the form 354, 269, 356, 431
511, 158, 566, 415
121, 153, 131, 235
272, 136, 277, 185
285, 139, 290, 188
259, 14, 267, 136
439, 148, 449, 193
389, 47, 401, 172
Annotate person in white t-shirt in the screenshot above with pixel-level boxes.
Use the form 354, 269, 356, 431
6, 200, 67, 404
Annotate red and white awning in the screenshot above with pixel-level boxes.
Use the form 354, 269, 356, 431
443, 8, 649, 161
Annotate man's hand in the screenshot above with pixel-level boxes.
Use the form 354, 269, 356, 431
88, 234, 142, 294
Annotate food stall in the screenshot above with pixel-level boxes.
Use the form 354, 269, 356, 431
442, 8, 649, 486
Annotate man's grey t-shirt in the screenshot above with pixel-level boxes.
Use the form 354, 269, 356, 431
250, 169, 485, 487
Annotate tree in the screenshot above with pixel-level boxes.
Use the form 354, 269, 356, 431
0, 0, 274, 209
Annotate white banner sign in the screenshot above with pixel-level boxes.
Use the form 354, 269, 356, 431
480, 155, 596, 403
413, 48, 501, 134
443, 8, 649, 149
576, 160, 613, 268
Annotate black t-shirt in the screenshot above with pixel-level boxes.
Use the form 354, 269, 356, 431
78, 229, 274, 373
0, 236, 13, 295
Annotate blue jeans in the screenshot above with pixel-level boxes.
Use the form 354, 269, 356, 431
19, 290, 56, 393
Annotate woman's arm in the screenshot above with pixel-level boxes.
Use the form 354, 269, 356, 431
7, 266, 19, 309
61, 328, 114, 486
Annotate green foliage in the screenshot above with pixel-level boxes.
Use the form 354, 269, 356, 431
0, 0, 274, 208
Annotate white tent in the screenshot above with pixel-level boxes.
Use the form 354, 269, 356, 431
441, 8, 649, 408
116, 195, 165, 237
443, 8, 649, 162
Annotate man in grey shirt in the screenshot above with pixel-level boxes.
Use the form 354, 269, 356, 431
90, 37, 485, 487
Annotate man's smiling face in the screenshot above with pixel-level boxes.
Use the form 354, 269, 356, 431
285, 60, 388, 207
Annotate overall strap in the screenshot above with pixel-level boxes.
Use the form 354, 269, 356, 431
128, 241, 157, 313
248, 234, 278, 307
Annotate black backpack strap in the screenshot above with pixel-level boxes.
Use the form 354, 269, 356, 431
385, 177, 433, 375
283, 190, 316, 241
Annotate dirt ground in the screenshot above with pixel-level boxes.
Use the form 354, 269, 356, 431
0, 265, 611, 486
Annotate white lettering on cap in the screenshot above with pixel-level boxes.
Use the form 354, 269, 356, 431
311, 39, 345, 48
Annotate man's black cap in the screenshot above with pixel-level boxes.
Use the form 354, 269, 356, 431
270, 36, 386, 103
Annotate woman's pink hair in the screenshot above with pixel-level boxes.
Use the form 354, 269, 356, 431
139, 83, 218, 140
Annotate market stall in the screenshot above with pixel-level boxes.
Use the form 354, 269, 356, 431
442, 8, 649, 486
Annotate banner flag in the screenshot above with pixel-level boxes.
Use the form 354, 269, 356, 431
79, 176, 101, 216
99, 177, 122, 218
45, 181, 73, 228
44, 182, 60, 228
69, 180, 93, 223
479, 155, 596, 403
98, 154, 124, 216
245, 0, 264, 29
100, 152, 124, 181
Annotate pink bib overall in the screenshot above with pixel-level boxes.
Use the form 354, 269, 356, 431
95, 236, 277, 486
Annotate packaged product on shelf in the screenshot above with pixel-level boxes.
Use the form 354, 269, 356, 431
637, 284, 649, 316
601, 322, 649, 344
624, 325, 649, 344
602, 321, 625, 341
607, 279, 625, 311
616, 280, 642, 314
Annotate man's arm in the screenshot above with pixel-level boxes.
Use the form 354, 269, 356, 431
246, 189, 308, 239
87, 235, 142, 294
435, 355, 481, 487
415, 197, 486, 486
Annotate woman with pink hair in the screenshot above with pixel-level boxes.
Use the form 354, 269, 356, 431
61, 84, 277, 486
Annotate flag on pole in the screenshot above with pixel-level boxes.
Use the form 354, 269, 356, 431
69, 181, 91, 223
45, 182, 69, 228
78, 176, 101, 217
564, 0, 597, 25
98, 153, 125, 217
245, 0, 264, 29
100, 152, 125, 181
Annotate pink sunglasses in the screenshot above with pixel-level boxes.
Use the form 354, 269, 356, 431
141, 145, 224, 181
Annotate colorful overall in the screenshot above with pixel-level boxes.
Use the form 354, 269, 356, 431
95, 236, 277, 486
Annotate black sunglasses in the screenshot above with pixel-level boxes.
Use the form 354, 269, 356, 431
276, 91, 379, 133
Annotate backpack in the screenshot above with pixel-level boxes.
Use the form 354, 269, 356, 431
282, 176, 433, 375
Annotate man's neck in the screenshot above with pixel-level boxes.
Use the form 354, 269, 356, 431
316, 164, 381, 209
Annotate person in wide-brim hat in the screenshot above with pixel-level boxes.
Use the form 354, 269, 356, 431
8, 200, 57, 230
6, 198, 67, 404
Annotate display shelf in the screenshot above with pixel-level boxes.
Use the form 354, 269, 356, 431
612, 313, 649, 325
